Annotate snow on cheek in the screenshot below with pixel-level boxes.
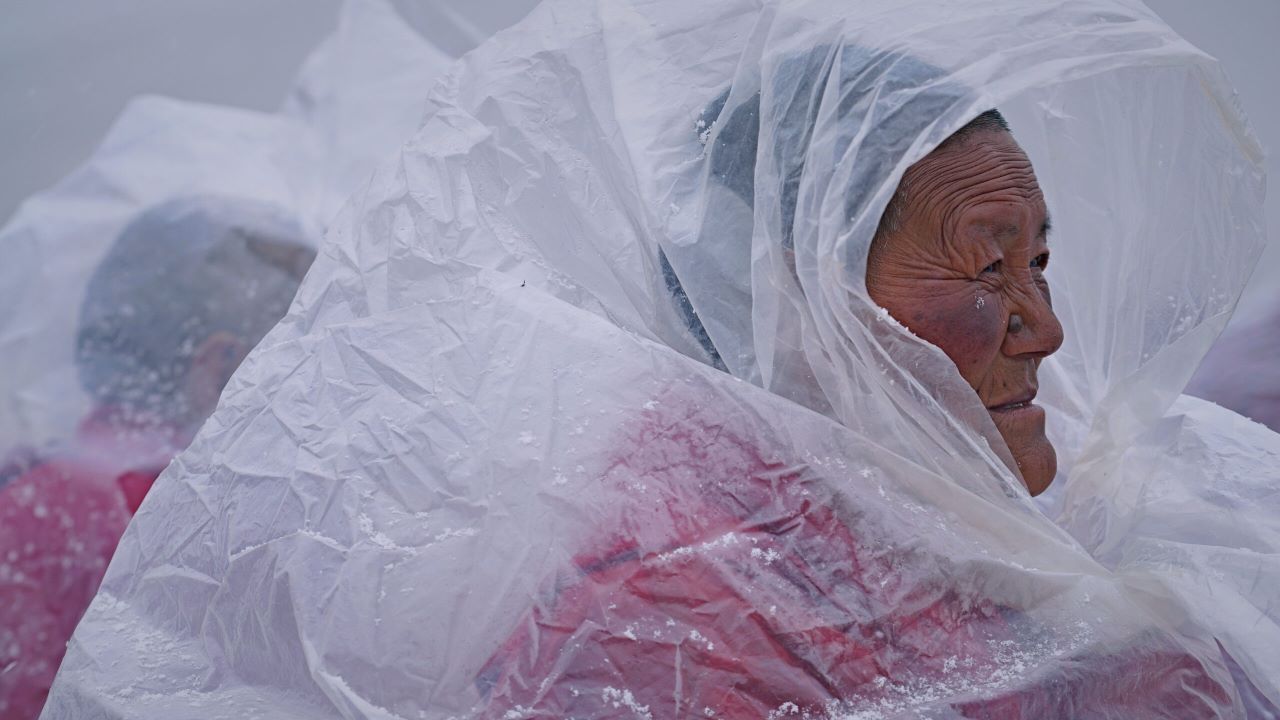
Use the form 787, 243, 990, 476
913, 288, 1005, 380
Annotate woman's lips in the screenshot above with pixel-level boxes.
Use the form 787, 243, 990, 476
987, 390, 1039, 416
987, 400, 1044, 424
990, 400, 1033, 412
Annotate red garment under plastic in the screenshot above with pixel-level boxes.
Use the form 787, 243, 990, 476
476, 396, 1228, 718
0, 408, 178, 720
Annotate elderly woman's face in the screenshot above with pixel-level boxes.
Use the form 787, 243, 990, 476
865, 129, 1063, 495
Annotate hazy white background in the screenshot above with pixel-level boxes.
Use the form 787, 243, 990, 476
1, 0, 1276, 315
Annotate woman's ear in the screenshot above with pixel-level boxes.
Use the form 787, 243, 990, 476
183, 330, 249, 425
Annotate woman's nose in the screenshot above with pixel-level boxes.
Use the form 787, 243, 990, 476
1003, 285, 1063, 359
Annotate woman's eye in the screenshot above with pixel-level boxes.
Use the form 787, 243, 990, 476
1030, 253, 1049, 270
980, 260, 1002, 275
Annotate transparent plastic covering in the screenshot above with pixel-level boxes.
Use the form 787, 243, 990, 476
0, 1, 450, 716
46, 0, 1278, 717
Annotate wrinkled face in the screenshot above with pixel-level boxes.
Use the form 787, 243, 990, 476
865, 129, 1063, 495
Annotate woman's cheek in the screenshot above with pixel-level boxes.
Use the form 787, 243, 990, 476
910, 287, 1005, 384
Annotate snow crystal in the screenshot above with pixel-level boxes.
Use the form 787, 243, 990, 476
750, 546, 782, 565
654, 531, 743, 563
688, 629, 714, 651
356, 513, 420, 554
601, 687, 653, 719
769, 702, 802, 718
432, 527, 478, 543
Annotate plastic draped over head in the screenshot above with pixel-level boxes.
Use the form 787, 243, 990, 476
663, 41, 1025, 496
663, 44, 964, 364
633, 0, 1265, 507
75, 196, 315, 425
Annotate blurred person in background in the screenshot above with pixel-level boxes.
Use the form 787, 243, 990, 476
0, 195, 314, 720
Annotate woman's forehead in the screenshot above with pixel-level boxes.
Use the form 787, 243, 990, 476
912, 132, 1038, 195
957, 199, 1051, 240
906, 134, 1048, 236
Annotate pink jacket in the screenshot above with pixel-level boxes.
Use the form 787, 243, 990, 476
476, 395, 1228, 718
0, 408, 182, 720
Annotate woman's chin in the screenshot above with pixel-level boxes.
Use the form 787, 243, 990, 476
990, 408, 1057, 495
1017, 445, 1057, 496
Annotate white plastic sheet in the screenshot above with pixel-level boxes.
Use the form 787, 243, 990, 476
48, 0, 1277, 717
0, 1, 450, 716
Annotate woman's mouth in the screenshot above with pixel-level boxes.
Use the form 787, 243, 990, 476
990, 400, 1032, 412
987, 390, 1038, 415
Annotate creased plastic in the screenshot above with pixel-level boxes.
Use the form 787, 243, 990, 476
0, 2, 450, 717
46, 0, 1277, 717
